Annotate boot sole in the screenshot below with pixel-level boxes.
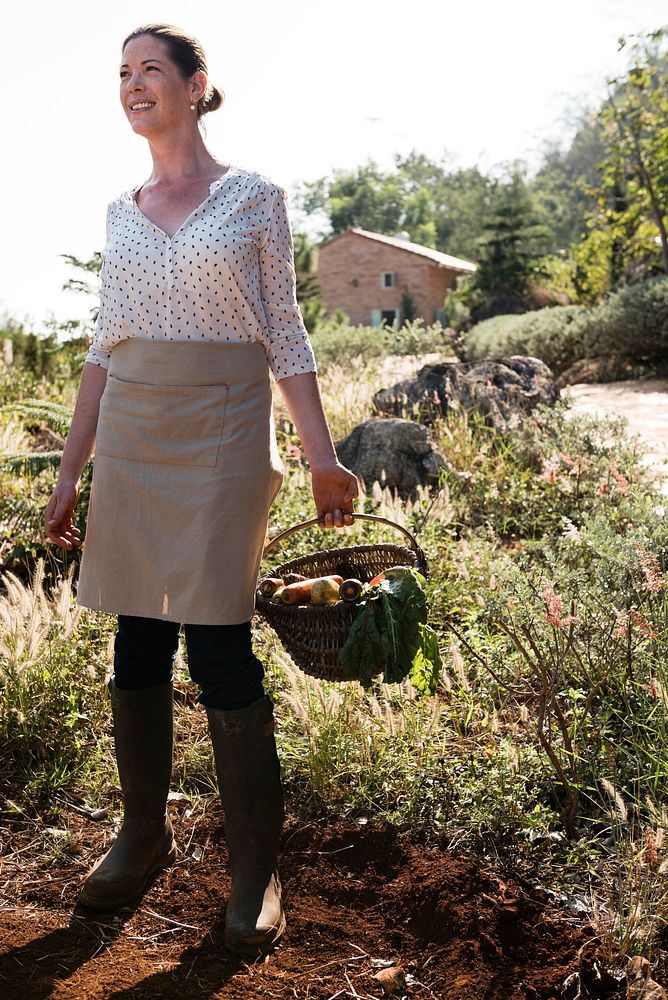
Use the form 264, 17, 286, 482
79, 844, 178, 909
225, 910, 287, 956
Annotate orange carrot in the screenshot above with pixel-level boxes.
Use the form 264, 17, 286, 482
369, 572, 386, 586
281, 575, 344, 606
258, 576, 284, 597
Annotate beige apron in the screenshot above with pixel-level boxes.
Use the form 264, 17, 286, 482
76, 339, 284, 625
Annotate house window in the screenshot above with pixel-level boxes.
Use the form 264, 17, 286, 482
371, 309, 401, 328
381, 272, 395, 288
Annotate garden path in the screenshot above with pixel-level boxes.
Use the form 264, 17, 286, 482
566, 379, 668, 494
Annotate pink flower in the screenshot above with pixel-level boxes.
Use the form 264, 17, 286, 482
290, 444, 302, 461
613, 609, 629, 639
645, 678, 662, 701
541, 581, 578, 629
609, 465, 629, 495
596, 478, 609, 497
539, 455, 560, 484
645, 827, 659, 862
432, 389, 442, 406
634, 544, 665, 592
629, 609, 657, 640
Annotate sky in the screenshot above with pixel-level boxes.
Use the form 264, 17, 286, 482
1, 0, 666, 331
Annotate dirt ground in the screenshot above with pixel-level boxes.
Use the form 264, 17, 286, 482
566, 378, 668, 493
0, 801, 621, 1000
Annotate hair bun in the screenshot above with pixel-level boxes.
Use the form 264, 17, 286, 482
200, 85, 224, 116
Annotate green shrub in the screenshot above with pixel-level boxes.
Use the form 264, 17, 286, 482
583, 276, 668, 361
465, 276, 668, 373
465, 305, 589, 372
310, 317, 453, 369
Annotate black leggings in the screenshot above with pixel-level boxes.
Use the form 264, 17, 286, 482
113, 615, 265, 710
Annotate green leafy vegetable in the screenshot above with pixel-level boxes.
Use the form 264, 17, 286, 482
338, 566, 441, 694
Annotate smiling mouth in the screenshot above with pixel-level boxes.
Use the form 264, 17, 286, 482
130, 102, 156, 113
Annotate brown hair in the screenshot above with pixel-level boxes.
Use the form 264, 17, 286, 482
121, 23, 224, 118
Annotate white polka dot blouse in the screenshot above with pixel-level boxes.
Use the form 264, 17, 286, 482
85, 164, 318, 381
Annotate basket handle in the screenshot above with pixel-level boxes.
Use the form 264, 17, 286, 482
263, 512, 422, 558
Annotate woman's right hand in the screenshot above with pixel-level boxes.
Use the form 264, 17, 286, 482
45, 478, 82, 549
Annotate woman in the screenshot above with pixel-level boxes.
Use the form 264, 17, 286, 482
44, 23, 358, 955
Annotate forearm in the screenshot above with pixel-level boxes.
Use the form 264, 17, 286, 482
276, 370, 337, 469
58, 362, 108, 483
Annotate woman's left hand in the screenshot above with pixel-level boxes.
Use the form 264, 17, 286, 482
311, 462, 360, 528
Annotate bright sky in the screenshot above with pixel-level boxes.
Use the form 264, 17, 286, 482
2, 0, 665, 330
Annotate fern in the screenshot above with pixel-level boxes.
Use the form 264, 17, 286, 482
1, 400, 73, 437
1, 452, 63, 476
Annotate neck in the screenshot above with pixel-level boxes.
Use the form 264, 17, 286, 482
143, 127, 225, 186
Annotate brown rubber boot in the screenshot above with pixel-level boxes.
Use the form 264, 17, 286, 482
79, 679, 177, 907
206, 695, 285, 955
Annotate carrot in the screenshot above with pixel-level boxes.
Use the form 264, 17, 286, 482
280, 580, 314, 605
284, 572, 307, 585
340, 579, 364, 602
280, 575, 344, 606
258, 576, 284, 597
369, 572, 386, 586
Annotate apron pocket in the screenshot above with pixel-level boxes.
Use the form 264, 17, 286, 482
96, 374, 229, 467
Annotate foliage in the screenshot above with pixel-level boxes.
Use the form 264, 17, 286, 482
0, 560, 113, 792
465, 276, 668, 373
309, 315, 455, 370
468, 168, 551, 317
338, 567, 441, 693
573, 30, 668, 301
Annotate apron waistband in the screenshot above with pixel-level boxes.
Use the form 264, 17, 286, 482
108, 339, 268, 386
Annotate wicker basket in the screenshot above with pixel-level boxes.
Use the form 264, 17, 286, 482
254, 513, 428, 682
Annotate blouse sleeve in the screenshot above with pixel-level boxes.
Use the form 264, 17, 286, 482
258, 183, 317, 381
84, 203, 114, 370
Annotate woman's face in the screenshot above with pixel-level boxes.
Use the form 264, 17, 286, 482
119, 34, 205, 136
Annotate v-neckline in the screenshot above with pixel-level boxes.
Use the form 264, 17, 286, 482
130, 165, 239, 241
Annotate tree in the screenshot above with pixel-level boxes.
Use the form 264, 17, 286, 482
578, 29, 668, 296
470, 169, 550, 316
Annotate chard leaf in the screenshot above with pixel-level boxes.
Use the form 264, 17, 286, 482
408, 624, 442, 696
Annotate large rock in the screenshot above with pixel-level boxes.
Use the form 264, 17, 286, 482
335, 418, 446, 499
373, 356, 560, 432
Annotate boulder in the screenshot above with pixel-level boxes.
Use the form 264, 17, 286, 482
335, 418, 446, 499
373, 355, 559, 432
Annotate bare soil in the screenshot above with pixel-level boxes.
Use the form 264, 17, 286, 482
0, 803, 617, 1000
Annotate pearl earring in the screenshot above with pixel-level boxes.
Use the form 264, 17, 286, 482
190, 103, 196, 111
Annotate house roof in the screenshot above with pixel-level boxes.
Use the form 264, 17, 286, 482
319, 227, 477, 273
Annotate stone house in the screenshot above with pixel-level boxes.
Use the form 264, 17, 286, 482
315, 228, 477, 328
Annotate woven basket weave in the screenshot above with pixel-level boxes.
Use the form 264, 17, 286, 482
254, 514, 428, 682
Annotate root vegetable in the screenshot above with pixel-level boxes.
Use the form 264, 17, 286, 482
340, 579, 364, 602
280, 575, 344, 606
258, 576, 284, 597
281, 580, 315, 605
270, 586, 286, 604
310, 578, 341, 605
284, 572, 307, 585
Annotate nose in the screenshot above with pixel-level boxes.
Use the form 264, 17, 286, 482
126, 70, 144, 91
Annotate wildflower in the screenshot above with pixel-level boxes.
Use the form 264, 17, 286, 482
629, 609, 658, 640
539, 454, 560, 484
561, 516, 581, 543
290, 444, 302, 461
612, 609, 629, 639
645, 677, 662, 700
541, 580, 578, 628
596, 478, 609, 497
432, 389, 442, 406
609, 465, 629, 495
644, 828, 659, 863
634, 543, 666, 592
